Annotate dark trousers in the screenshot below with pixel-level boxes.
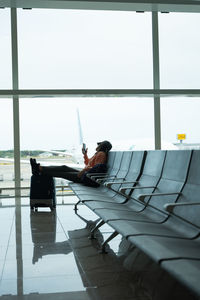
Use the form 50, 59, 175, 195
41, 165, 82, 183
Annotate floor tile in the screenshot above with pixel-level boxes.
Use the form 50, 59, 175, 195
4, 254, 82, 280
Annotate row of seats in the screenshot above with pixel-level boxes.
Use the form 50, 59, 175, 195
69, 150, 200, 298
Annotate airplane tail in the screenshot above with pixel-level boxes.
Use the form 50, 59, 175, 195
77, 108, 83, 145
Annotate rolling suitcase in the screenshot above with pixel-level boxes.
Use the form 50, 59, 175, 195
30, 174, 56, 211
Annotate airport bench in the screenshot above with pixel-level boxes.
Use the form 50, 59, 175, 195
69, 149, 200, 298
71, 150, 146, 210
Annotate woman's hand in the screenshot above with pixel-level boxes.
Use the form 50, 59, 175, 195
77, 170, 84, 178
82, 146, 88, 155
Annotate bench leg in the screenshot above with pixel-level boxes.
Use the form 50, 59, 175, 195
100, 231, 119, 254
89, 220, 105, 239
74, 200, 81, 212
74, 208, 89, 224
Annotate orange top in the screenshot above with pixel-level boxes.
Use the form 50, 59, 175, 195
82, 151, 107, 173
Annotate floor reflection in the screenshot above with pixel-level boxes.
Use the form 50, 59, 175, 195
30, 211, 71, 264
0, 201, 198, 299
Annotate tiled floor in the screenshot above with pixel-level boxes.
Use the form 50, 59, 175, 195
0, 196, 198, 300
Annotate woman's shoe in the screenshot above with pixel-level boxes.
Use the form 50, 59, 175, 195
30, 158, 40, 176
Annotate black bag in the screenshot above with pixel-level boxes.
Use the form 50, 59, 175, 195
30, 174, 56, 210
81, 164, 107, 187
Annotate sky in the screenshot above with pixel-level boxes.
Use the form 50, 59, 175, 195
1, 8, 200, 150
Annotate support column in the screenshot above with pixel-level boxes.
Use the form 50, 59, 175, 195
11, 8, 21, 197
11, 8, 23, 296
152, 11, 161, 150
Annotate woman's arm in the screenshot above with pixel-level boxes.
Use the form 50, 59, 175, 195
78, 151, 106, 178
94, 151, 107, 165
83, 153, 89, 165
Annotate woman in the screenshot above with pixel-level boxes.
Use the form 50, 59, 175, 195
30, 140, 112, 184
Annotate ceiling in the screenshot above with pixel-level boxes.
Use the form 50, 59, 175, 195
1, 0, 200, 12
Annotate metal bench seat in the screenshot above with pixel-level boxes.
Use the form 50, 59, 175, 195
70, 151, 123, 196
77, 151, 132, 198
71, 151, 145, 212
84, 150, 166, 211
71, 149, 200, 297
128, 235, 200, 263
70, 151, 117, 193
121, 150, 200, 261
90, 150, 191, 225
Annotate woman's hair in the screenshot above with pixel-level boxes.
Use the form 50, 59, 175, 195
98, 141, 112, 153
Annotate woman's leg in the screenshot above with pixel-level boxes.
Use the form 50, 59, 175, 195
30, 159, 82, 183
41, 165, 79, 175
41, 165, 82, 183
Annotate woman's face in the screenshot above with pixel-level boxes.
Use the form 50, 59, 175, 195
96, 143, 101, 151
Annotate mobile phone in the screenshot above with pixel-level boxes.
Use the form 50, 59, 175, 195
82, 143, 86, 153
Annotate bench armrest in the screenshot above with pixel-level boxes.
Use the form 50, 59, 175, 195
120, 181, 138, 185
105, 180, 137, 188
105, 177, 125, 182
107, 180, 138, 187
120, 185, 156, 194
138, 192, 181, 203
96, 176, 116, 183
86, 173, 108, 179
164, 202, 200, 213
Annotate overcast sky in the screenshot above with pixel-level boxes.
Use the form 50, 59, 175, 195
1, 8, 200, 150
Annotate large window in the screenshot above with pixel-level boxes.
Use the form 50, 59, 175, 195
0, 8, 12, 89
18, 9, 153, 89
2, 7, 200, 193
20, 97, 154, 153
159, 13, 200, 89
19, 97, 154, 186
161, 98, 200, 146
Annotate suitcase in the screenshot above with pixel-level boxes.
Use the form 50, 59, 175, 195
30, 174, 56, 211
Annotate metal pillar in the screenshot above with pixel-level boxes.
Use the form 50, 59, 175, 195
152, 11, 161, 149
11, 8, 21, 197
11, 8, 23, 296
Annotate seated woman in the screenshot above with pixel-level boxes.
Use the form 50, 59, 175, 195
30, 140, 112, 184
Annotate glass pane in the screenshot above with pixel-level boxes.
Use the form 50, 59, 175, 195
0, 99, 14, 195
161, 98, 200, 148
18, 9, 153, 89
0, 8, 12, 89
19, 97, 154, 179
159, 13, 200, 89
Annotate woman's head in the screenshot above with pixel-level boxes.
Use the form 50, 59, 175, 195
96, 141, 112, 153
